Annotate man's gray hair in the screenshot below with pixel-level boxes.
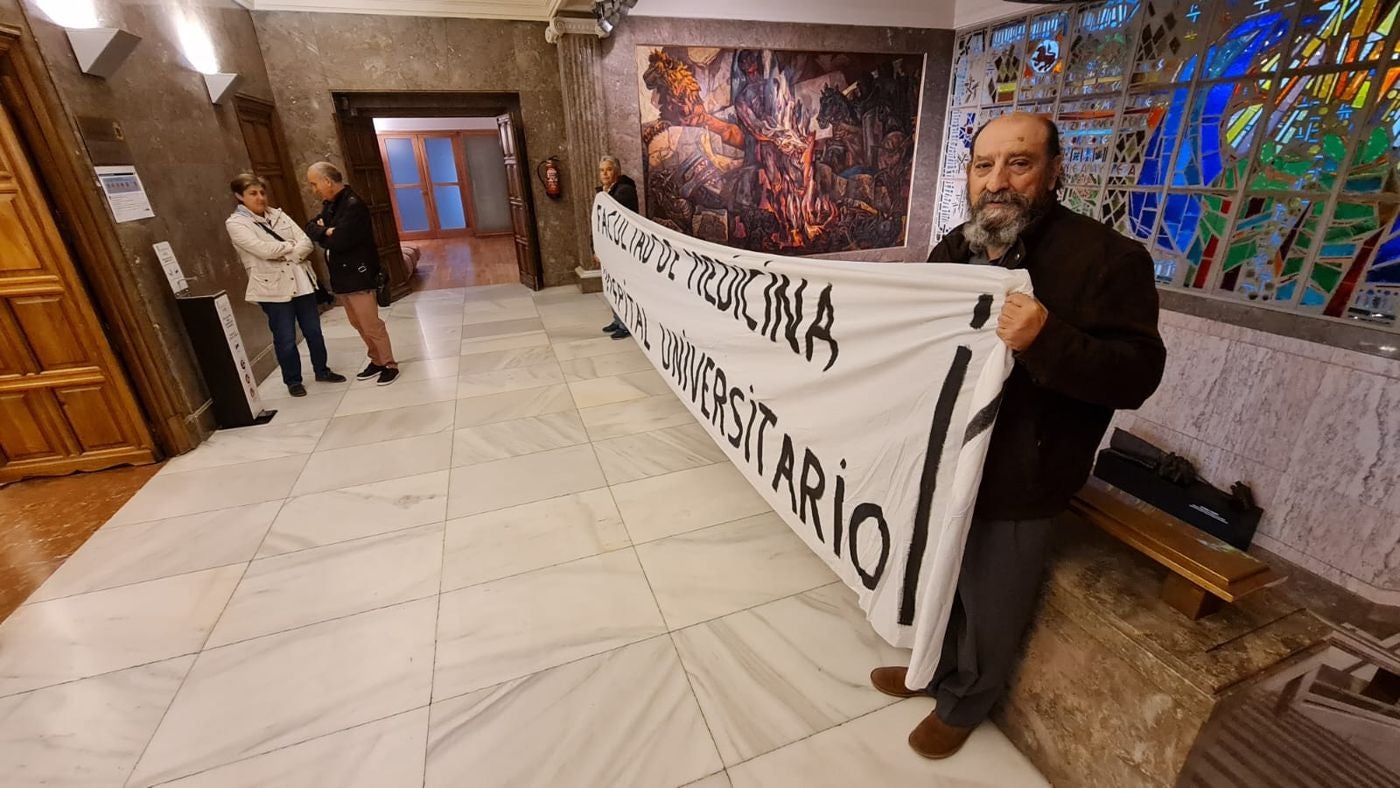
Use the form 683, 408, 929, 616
309, 161, 344, 183
599, 155, 621, 170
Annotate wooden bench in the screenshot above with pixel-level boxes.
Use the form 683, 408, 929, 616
1068, 477, 1281, 619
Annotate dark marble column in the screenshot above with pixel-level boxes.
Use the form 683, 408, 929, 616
551, 19, 608, 292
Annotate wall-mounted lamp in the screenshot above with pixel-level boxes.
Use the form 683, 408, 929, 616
204, 73, 241, 104
66, 28, 141, 78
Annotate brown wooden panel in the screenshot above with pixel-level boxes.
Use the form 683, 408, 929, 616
0, 302, 35, 376
335, 107, 406, 297
498, 113, 541, 290
56, 384, 127, 451
0, 186, 42, 273
0, 389, 67, 461
10, 294, 90, 369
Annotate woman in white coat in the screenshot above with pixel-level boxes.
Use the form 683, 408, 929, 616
225, 173, 345, 397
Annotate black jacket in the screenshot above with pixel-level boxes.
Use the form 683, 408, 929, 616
600, 174, 639, 213
929, 202, 1166, 520
305, 185, 380, 294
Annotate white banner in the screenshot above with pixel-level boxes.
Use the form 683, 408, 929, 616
593, 193, 1032, 689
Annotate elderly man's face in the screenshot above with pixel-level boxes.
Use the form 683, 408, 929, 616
964, 114, 1061, 252
306, 170, 336, 201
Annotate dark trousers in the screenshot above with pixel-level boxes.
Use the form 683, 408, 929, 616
260, 293, 329, 386
926, 516, 1055, 727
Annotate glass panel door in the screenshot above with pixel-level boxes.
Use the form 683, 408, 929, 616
382, 135, 430, 235
424, 135, 470, 233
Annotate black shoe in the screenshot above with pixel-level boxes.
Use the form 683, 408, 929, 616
610, 328, 631, 340
376, 367, 401, 386
287, 383, 307, 397
602, 320, 622, 333
356, 363, 384, 380
316, 371, 348, 383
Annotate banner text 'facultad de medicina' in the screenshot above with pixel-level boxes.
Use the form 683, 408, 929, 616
592, 193, 1031, 689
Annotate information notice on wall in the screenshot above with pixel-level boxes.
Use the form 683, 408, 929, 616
152, 242, 188, 294
95, 165, 154, 222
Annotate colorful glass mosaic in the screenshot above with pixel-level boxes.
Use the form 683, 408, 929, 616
1022, 12, 1069, 100
951, 31, 988, 107
936, 0, 1400, 327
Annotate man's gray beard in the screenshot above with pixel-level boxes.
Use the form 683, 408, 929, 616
963, 193, 1047, 254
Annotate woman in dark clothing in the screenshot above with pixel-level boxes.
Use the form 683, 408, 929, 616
598, 155, 638, 340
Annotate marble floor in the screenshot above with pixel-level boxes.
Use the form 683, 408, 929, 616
0, 284, 1046, 788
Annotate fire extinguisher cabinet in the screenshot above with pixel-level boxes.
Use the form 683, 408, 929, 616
175, 291, 275, 429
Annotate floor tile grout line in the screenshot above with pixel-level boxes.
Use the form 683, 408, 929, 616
425, 363, 460, 788
119, 492, 294, 788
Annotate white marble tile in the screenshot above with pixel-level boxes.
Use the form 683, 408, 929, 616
612, 462, 771, 543
107, 455, 306, 526
258, 392, 345, 425
726, 699, 1047, 788
455, 362, 565, 398
536, 302, 614, 331
433, 550, 666, 699
638, 514, 836, 630
292, 431, 453, 496
207, 524, 444, 647
29, 502, 278, 602
672, 584, 907, 766
459, 316, 545, 339
334, 375, 459, 417
427, 637, 721, 788
260, 470, 450, 557
453, 383, 576, 427
349, 355, 460, 386
558, 348, 653, 381
580, 394, 695, 441
595, 423, 728, 484
1288, 365, 1400, 514
568, 369, 671, 408
129, 599, 437, 787
544, 321, 613, 344
442, 488, 629, 591
160, 420, 327, 475
455, 344, 557, 374
0, 656, 194, 787
257, 366, 354, 397
685, 773, 734, 788
552, 334, 640, 361
446, 444, 606, 518
451, 410, 588, 466
0, 566, 244, 697
460, 299, 538, 325
316, 400, 456, 451
529, 285, 593, 305
459, 331, 550, 356
466, 283, 532, 301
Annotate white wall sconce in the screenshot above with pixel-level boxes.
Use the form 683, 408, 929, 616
66, 28, 141, 78
204, 73, 241, 104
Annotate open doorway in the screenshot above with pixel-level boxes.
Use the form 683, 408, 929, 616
373, 117, 517, 291
330, 92, 545, 298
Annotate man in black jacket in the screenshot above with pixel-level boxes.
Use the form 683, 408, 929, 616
304, 162, 398, 386
871, 113, 1166, 759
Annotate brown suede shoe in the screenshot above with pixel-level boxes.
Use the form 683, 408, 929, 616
870, 666, 924, 699
908, 711, 974, 759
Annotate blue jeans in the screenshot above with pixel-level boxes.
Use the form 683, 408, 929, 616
260, 293, 329, 386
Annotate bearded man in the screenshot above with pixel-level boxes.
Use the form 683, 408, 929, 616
871, 112, 1167, 759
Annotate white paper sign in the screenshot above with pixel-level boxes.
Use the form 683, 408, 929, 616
593, 193, 1031, 690
152, 242, 188, 294
95, 165, 154, 222
213, 293, 262, 417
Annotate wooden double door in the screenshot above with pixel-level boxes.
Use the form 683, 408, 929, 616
0, 95, 154, 481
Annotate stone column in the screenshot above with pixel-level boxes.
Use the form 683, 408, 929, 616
548, 17, 608, 293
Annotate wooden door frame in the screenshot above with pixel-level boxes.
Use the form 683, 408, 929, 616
0, 25, 187, 456
330, 92, 544, 289
232, 94, 306, 226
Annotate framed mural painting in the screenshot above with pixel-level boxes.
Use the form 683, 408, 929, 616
636, 46, 925, 255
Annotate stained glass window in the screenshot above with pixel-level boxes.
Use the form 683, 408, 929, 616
1131, 0, 1210, 86
1022, 12, 1069, 100
937, 0, 1400, 329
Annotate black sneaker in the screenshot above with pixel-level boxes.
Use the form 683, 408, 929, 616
376, 367, 401, 386
316, 371, 348, 383
610, 328, 631, 340
356, 363, 384, 380
602, 320, 622, 333
287, 383, 307, 397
